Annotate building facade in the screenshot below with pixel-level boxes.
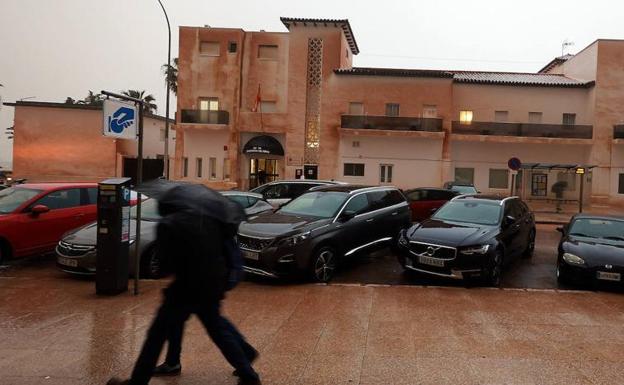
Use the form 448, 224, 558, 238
174, 17, 624, 204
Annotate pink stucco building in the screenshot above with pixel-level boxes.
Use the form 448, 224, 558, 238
174, 17, 624, 204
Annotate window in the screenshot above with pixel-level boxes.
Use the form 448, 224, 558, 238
557, 172, 576, 191
528, 112, 543, 124
33, 189, 81, 210
196, 158, 203, 178
183, 157, 188, 177
86, 188, 98, 205
563, 113, 576, 125
423, 105, 437, 118
352, 141, 360, 148
406, 189, 427, 201
459, 110, 473, 124
494, 111, 509, 122
199, 41, 220, 56
259, 101, 277, 113
455, 168, 474, 184
620, 174, 624, 194
199, 97, 219, 111
385, 103, 400, 117
258, 44, 278, 60
489, 169, 509, 189
228, 41, 237, 53
380, 164, 393, 183
344, 193, 369, 215
348, 102, 364, 115
209, 157, 217, 179
223, 158, 231, 180
344, 163, 365, 177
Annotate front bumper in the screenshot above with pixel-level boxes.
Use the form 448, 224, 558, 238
559, 259, 624, 286
55, 244, 97, 275
240, 238, 311, 279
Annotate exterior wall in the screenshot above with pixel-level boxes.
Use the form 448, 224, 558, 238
180, 128, 231, 187
611, 143, 624, 202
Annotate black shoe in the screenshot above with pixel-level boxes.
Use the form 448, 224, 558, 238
238, 377, 262, 385
106, 378, 130, 385
153, 362, 182, 376
232, 349, 259, 377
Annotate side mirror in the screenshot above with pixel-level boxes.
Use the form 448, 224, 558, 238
31, 205, 50, 215
556, 226, 564, 234
339, 210, 356, 222
503, 215, 516, 227
430, 207, 438, 214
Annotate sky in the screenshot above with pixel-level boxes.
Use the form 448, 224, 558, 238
1, 0, 622, 169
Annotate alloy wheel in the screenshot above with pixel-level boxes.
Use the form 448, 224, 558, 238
313, 249, 336, 283
524, 230, 536, 258
489, 252, 503, 287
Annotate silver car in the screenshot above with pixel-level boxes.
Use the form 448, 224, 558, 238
56, 191, 273, 278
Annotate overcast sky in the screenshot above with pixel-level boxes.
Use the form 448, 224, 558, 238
1, 0, 622, 168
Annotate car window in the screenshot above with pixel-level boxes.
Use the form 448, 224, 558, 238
344, 193, 369, 215
569, 218, 624, 239
263, 184, 289, 199
433, 200, 502, 225
279, 192, 349, 218
366, 191, 390, 211
226, 194, 253, 209
0, 187, 42, 214
406, 190, 426, 201
383, 189, 405, 206
429, 189, 454, 201
505, 200, 523, 219
451, 185, 478, 194
287, 183, 313, 199
33, 188, 81, 210
85, 188, 98, 205
130, 198, 161, 221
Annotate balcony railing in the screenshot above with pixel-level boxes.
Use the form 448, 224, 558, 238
341, 115, 443, 132
180, 109, 229, 125
614, 125, 624, 139
452, 121, 593, 139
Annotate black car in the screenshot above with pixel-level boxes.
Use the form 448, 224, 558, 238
250, 180, 345, 208
397, 195, 535, 286
237, 185, 411, 282
556, 215, 624, 286
443, 181, 478, 195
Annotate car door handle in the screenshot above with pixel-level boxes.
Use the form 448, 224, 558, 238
366, 218, 375, 222
391, 212, 398, 216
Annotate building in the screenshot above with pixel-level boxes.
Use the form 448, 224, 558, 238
5, 101, 175, 183
174, 17, 624, 204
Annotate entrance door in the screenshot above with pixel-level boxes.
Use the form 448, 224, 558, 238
249, 158, 279, 188
304, 165, 318, 180
531, 174, 547, 197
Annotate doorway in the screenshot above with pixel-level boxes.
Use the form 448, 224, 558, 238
531, 174, 548, 197
249, 158, 279, 188
304, 165, 318, 180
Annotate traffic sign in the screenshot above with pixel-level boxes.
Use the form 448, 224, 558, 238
103, 99, 138, 140
508, 157, 522, 171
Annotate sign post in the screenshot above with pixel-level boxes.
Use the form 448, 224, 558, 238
102, 90, 144, 295
507, 157, 522, 197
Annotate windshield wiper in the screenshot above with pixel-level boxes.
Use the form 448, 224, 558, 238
569, 232, 596, 238
602, 236, 624, 241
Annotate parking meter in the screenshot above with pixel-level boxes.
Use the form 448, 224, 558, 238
96, 178, 131, 295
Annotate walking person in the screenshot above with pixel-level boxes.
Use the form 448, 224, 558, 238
107, 184, 261, 385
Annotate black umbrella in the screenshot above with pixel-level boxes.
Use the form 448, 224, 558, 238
134, 178, 191, 200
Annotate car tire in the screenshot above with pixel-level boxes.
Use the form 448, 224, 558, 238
309, 246, 337, 283
140, 247, 163, 279
556, 264, 568, 285
522, 229, 536, 258
486, 250, 503, 287
0, 239, 9, 266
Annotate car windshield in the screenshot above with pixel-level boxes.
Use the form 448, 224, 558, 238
569, 218, 624, 240
450, 185, 478, 194
130, 198, 161, 221
279, 191, 348, 218
0, 187, 42, 214
433, 200, 501, 225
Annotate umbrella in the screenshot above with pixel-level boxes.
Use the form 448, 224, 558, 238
134, 178, 191, 200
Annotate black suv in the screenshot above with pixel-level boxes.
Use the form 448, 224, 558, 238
238, 185, 411, 282
397, 195, 535, 286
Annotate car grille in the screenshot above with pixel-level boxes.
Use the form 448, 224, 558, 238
237, 234, 274, 252
409, 242, 456, 260
57, 241, 95, 257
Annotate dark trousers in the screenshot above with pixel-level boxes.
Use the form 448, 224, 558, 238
129, 296, 259, 385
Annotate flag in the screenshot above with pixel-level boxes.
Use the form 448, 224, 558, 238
252, 84, 261, 112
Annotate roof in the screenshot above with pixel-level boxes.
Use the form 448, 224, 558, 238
452, 71, 593, 88
538, 54, 574, 73
453, 194, 511, 203
280, 17, 359, 55
571, 213, 624, 221
334, 67, 453, 79
2, 101, 175, 123
220, 191, 264, 199
313, 184, 398, 194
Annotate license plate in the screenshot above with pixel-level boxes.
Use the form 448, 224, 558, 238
242, 249, 259, 261
58, 257, 78, 267
418, 255, 444, 267
597, 271, 621, 281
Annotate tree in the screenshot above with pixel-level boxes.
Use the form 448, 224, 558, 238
76, 90, 104, 107
161, 57, 178, 95
121, 90, 157, 114
5, 126, 14, 140
64, 97, 77, 104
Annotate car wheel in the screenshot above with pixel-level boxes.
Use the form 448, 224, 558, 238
310, 246, 337, 283
486, 250, 503, 287
140, 247, 163, 279
556, 264, 567, 285
523, 229, 536, 258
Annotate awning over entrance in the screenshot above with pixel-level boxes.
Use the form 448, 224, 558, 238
243, 135, 284, 156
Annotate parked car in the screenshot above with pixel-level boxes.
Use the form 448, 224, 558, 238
0, 185, 7, 191
396, 195, 535, 286
0, 183, 98, 264
556, 214, 624, 286
250, 180, 345, 208
56, 192, 274, 278
443, 181, 479, 195
404, 188, 459, 222
237, 185, 411, 282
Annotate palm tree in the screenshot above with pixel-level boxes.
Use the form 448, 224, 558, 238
64, 97, 77, 104
121, 90, 157, 114
77, 90, 104, 106
161, 57, 178, 95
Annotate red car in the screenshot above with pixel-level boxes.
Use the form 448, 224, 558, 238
403, 188, 459, 222
0, 183, 98, 263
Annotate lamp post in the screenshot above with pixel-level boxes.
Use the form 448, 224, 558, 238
157, 0, 171, 179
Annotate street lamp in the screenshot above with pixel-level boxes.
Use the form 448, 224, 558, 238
156, 0, 171, 179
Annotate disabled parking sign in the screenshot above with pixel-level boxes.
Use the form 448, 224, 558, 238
103, 99, 138, 140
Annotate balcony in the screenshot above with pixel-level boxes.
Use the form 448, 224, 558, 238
614, 124, 624, 139
341, 115, 443, 132
452, 121, 593, 139
180, 109, 229, 125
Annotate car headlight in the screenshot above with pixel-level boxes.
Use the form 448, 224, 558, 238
460, 245, 490, 255
277, 231, 311, 247
563, 252, 585, 265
